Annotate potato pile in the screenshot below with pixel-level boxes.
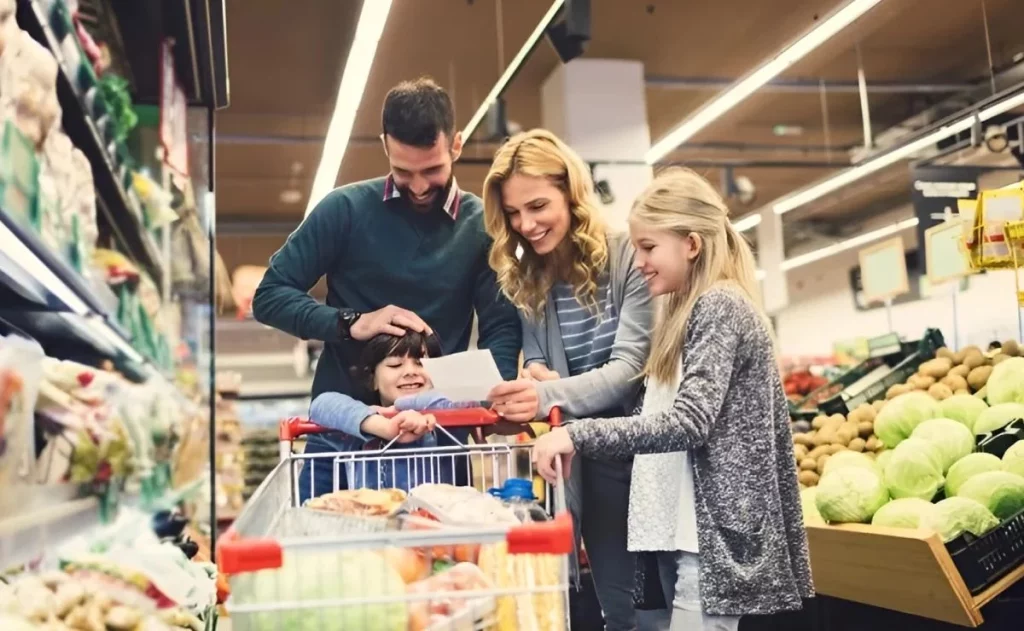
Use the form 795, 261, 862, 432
792, 402, 887, 488
885, 341, 1020, 402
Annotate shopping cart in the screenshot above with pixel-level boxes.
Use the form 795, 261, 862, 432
217, 407, 573, 630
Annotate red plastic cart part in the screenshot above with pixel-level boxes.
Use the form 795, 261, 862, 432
507, 511, 575, 555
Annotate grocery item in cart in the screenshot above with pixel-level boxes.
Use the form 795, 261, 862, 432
478, 541, 564, 631
406, 562, 496, 631
408, 483, 520, 526
306, 487, 407, 517
489, 478, 550, 523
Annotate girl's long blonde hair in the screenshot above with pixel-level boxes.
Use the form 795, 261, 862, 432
482, 129, 608, 320
632, 167, 768, 384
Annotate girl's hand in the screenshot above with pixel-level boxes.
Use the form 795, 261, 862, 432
393, 410, 435, 443
532, 427, 575, 483
523, 363, 560, 382
487, 379, 540, 422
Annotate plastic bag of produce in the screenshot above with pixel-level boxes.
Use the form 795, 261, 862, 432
940, 395, 989, 432
985, 357, 1024, 405
0, 334, 44, 514
924, 497, 1000, 542
815, 467, 890, 524
870, 497, 936, 530
954, 470, 1024, 520
911, 418, 975, 473
882, 437, 945, 501
1003, 441, 1024, 478
874, 391, 941, 448
946, 453, 1003, 496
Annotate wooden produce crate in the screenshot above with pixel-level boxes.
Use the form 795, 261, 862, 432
806, 523, 1024, 628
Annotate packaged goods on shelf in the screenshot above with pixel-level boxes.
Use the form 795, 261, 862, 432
0, 334, 45, 514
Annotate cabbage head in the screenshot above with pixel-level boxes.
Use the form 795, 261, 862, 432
985, 357, 1024, 405
955, 470, 1024, 520
924, 497, 1000, 542
911, 418, 976, 473
801, 487, 824, 525
973, 403, 1024, 436
815, 467, 890, 523
946, 453, 1003, 496
874, 391, 942, 448
1003, 441, 1024, 478
883, 437, 945, 500
940, 395, 989, 432
870, 497, 936, 530
875, 450, 893, 472
822, 451, 878, 477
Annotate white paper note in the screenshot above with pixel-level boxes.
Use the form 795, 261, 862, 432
421, 350, 503, 402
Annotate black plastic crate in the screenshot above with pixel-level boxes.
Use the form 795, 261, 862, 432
946, 506, 1024, 595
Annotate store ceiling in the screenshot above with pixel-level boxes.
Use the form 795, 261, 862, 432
215, 0, 1024, 275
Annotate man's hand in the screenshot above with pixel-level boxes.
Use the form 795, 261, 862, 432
523, 363, 560, 382
488, 379, 541, 423
393, 410, 436, 443
349, 305, 432, 341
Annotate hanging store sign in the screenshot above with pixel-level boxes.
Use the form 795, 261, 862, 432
911, 165, 985, 270
159, 39, 189, 177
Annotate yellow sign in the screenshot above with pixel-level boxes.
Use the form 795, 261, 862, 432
926, 219, 970, 285
858, 236, 909, 305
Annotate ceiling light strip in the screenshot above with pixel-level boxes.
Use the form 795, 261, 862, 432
774, 89, 1024, 215
462, 0, 565, 141
305, 0, 393, 216
732, 213, 762, 232
780, 217, 919, 271
645, 0, 883, 164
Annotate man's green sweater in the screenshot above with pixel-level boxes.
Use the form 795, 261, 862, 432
252, 177, 521, 400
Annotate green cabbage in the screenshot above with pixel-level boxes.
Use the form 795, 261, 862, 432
875, 450, 893, 472
946, 453, 1004, 496
911, 418, 976, 473
924, 497, 1000, 542
815, 467, 890, 524
874, 391, 942, 448
242, 548, 408, 630
801, 487, 824, 525
883, 437, 945, 500
955, 470, 1024, 520
870, 497, 936, 530
973, 403, 1024, 436
822, 451, 878, 477
985, 357, 1024, 405
1003, 441, 1024, 478
940, 394, 989, 432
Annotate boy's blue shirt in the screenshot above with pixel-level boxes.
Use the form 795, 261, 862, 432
307, 390, 480, 492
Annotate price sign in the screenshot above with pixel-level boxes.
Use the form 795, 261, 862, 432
858, 236, 909, 305
925, 219, 970, 285
160, 39, 189, 177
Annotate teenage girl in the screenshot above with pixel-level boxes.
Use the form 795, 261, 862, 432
532, 168, 813, 630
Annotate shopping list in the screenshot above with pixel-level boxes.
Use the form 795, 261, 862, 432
421, 350, 503, 402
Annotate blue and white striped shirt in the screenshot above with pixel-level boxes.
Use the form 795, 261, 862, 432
550, 276, 619, 377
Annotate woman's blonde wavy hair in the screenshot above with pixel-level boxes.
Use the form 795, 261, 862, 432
631, 167, 771, 385
482, 129, 608, 320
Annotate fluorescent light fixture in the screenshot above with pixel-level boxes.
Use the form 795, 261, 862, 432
780, 217, 919, 271
645, 0, 882, 164
462, 0, 565, 140
774, 89, 1024, 215
305, 0, 393, 216
0, 219, 90, 314
732, 213, 762, 232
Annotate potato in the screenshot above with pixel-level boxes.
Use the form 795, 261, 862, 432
827, 443, 847, 455
909, 374, 936, 390
836, 424, 858, 445
928, 382, 953, 401
992, 353, 1011, 366
793, 433, 815, 447
816, 454, 832, 475
828, 414, 847, 427
807, 445, 830, 460
872, 400, 886, 413
1002, 339, 1019, 357
968, 365, 993, 391
858, 404, 877, 423
963, 352, 986, 370
799, 458, 817, 471
793, 444, 809, 461
811, 415, 828, 430
936, 347, 955, 360
858, 421, 874, 437
941, 374, 969, 392
811, 430, 833, 447
949, 364, 970, 379
798, 470, 820, 486
848, 437, 866, 452
865, 435, 881, 451
955, 389, 970, 396
887, 383, 912, 399
846, 407, 864, 425
919, 358, 953, 379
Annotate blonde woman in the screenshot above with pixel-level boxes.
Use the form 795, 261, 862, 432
482, 129, 653, 630
532, 168, 813, 630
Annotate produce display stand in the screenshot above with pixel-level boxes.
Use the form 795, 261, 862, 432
806, 523, 1024, 628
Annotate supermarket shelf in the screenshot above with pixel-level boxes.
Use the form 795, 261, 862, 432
15, 0, 165, 286
0, 488, 101, 571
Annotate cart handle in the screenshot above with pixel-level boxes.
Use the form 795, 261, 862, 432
279, 406, 561, 441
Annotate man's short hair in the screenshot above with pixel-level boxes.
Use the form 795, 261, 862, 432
381, 77, 455, 148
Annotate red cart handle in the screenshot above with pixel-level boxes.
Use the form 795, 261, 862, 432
279, 406, 561, 441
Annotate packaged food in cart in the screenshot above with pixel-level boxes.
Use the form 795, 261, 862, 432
217, 407, 572, 630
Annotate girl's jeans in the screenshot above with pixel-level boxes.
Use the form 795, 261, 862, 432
656, 551, 741, 631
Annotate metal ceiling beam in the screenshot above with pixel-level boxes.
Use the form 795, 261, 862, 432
645, 75, 976, 94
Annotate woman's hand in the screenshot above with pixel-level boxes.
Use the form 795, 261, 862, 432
392, 410, 436, 443
488, 379, 540, 422
532, 427, 576, 483
523, 363, 560, 382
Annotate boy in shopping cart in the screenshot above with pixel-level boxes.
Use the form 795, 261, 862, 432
301, 328, 478, 498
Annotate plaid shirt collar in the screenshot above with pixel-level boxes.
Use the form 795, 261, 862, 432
382, 175, 462, 220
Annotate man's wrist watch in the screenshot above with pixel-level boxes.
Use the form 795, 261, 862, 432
338, 309, 362, 341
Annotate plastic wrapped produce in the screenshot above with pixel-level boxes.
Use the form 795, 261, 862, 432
0, 334, 45, 515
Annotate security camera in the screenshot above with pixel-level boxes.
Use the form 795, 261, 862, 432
985, 125, 1009, 153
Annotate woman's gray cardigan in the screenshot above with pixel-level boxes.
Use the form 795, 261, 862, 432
566, 286, 815, 616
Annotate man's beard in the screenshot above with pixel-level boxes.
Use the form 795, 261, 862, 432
399, 174, 454, 212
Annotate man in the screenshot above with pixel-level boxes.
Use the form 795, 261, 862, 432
252, 77, 521, 498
